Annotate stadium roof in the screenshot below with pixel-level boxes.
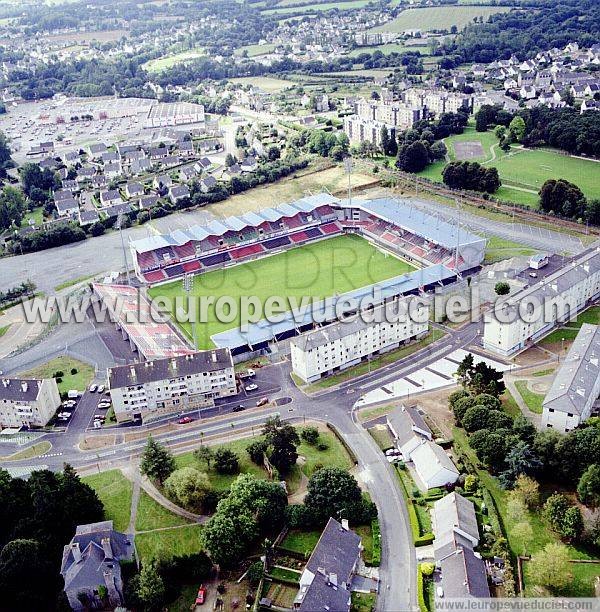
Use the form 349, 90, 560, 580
211, 264, 455, 350
353, 198, 485, 250
131, 193, 341, 253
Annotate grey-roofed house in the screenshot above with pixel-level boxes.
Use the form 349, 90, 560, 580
180, 165, 198, 181
88, 142, 107, 158
169, 184, 190, 204
162, 155, 180, 168
200, 175, 217, 193
101, 151, 119, 164
105, 202, 133, 218
542, 323, 600, 433
100, 189, 122, 206
195, 157, 212, 171
433, 492, 480, 549
153, 174, 173, 190
103, 161, 122, 178
294, 518, 362, 612
130, 158, 152, 175
125, 182, 144, 199
60, 520, 135, 611
435, 543, 490, 599
78, 208, 100, 226
387, 404, 433, 459
55, 197, 79, 218
107, 349, 236, 422
54, 189, 73, 202
138, 194, 160, 209
240, 156, 258, 172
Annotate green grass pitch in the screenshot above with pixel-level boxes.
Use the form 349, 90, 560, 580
149, 234, 417, 349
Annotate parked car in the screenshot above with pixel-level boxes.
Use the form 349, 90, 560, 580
89, 384, 97, 392
529, 272, 538, 278
94, 414, 106, 421
62, 400, 76, 408
97, 385, 105, 393
245, 383, 258, 392
178, 416, 193, 424
93, 420, 102, 429
97, 401, 111, 409
195, 586, 207, 605
233, 405, 245, 412
256, 397, 268, 407
67, 390, 80, 399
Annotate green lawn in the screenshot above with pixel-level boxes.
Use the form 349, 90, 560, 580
234, 43, 276, 57
143, 47, 206, 72
269, 566, 302, 582
514, 380, 544, 414
135, 490, 192, 532
229, 76, 293, 92
280, 528, 322, 555
570, 305, 600, 327
483, 235, 536, 264
21, 206, 44, 227
82, 469, 133, 532
262, 0, 371, 14
150, 234, 416, 348
538, 327, 581, 347
0, 324, 10, 338
351, 591, 377, 612
21, 356, 95, 393
370, 6, 510, 32
355, 523, 374, 563
501, 389, 522, 417
368, 425, 395, 450
135, 524, 203, 562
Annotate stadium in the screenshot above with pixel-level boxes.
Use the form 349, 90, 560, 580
115, 193, 485, 357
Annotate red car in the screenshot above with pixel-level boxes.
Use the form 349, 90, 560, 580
177, 416, 193, 424
195, 585, 207, 605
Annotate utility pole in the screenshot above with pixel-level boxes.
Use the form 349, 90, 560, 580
116, 212, 131, 286
183, 273, 198, 349
344, 156, 352, 206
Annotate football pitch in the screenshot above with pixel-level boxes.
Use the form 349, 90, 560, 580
149, 234, 417, 349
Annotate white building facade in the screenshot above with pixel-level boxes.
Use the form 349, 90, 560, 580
483, 249, 600, 356
0, 378, 61, 428
108, 349, 236, 423
291, 299, 429, 383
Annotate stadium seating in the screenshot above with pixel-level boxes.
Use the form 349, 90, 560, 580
137, 251, 158, 271
201, 252, 231, 267
144, 269, 167, 283
290, 231, 308, 243
264, 236, 291, 250
231, 244, 264, 260
154, 246, 177, 262
175, 242, 195, 260
182, 260, 202, 273
285, 215, 303, 230
165, 264, 185, 278
304, 227, 322, 239
320, 222, 341, 235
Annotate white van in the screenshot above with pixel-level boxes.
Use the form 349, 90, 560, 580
67, 390, 80, 399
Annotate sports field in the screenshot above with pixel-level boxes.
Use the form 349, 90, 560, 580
143, 47, 206, 72
149, 234, 416, 349
416, 128, 600, 208
369, 6, 510, 33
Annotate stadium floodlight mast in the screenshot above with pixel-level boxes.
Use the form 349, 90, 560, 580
344, 156, 352, 206
183, 273, 198, 349
115, 212, 131, 286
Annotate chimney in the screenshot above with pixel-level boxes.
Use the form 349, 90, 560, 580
71, 542, 82, 563
341, 518, 349, 531
171, 358, 177, 370
130, 366, 136, 379
211, 351, 217, 363
101, 537, 113, 560
21, 381, 28, 393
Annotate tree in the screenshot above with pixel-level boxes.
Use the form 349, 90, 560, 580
562, 506, 584, 541
263, 416, 300, 475
499, 440, 542, 486
140, 436, 176, 484
577, 464, 600, 507
539, 179, 586, 220
225, 153, 236, 167
247, 439, 269, 465
442, 160, 500, 193
380, 125, 390, 156
214, 448, 239, 475
134, 560, 167, 611
508, 116, 526, 142
267, 146, 280, 161
194, 445, 215, 470
203, 512, 253, 568
300, 426, 319, 445
528, 543, 572, 593
246, 561, 264, 588
513, 475, 540, 509
396, 140, 430, 173
304, 467, 363, 524
494, 281, 510, 295
0, 186, 25, 231
164, 467, 210, 512
469, 429, 510, 469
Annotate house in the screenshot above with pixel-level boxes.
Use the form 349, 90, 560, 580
55, 197, 79, 217
387, 406, 459, 489
0, 377, 60, 428
88, 142, 107, 159
78, 208, 100, 226
169, 184, 190, 204
63, 150, 80, 166
100, 190, 123, 207
54, 189, 73, 202
39, 141, 54, 154
161, 155, 179, 168
153, 174, 173, 190
571, 83, 587, 98
435, 540, 490, 599
178, 140, 194, 156
222, 163, 241, 181
195, 157, 212, 172
542, 323, 600, 433
103, 161, 122, 178
101, 151, 119, 164
180, 165, 198, 181
138, 194, 160, 209
130, 158, 152, 174
200, 175, 217, 193
125, 182, 144, 199
92, 174, 108, 189
76, 167, 95, 182
433, 492, 480, 549
149, 146, 169, 160
294, 518, 361, 612
105, 202, 133, 218
582, 100, 600, 113
520, 85, 537, 100
240, 156, 258, 172
60, 520, 135, 611
585, 83, 600, 97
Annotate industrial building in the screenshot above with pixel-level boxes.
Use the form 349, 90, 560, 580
145, 102, 205, 128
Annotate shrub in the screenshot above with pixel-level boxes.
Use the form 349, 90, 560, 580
53, 370, 64, 378
70, 368, 77, 375
317, 442, 329, 451
370, 520, 381, 567
300, 427, 319, 445
214, 448, 239, 475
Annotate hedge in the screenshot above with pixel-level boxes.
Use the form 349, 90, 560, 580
326, 422, 358, 464
371, 520, 381, 567
417, 564, 428, 612
415, 533, 435, 547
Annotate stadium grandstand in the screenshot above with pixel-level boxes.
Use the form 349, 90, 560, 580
93, 283, 193, 361
129, 194, 486, 284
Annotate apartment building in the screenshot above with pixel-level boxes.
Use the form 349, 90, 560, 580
0, 377, 61, 428
355, 97, 424, 128
403, 88, 473, 115
343, 116, 391, 147
541, 323, 600, 433
483, 248, 600, 356
107, 349, 236, 423
290, 299, 429, 383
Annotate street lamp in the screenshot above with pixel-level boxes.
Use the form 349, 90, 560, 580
183, 273, 198, 348
115, 212, 131, 286
344, 156, 352, 206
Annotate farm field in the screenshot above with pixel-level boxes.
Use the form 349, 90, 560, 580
262, 0, 370, 14
143, 47, 206, 72
149, 234, 416, 348
369, 6, 510, 33
229, 75, 292, 92
234, 43, 276, 57
417, 128, 600, 208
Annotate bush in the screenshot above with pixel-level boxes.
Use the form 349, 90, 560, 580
300, 427, 319, 445
70, 368, 77, 375
246, 561, 263, 588
53, 371, 64, 378
246, 439, 268, 465
370, 520, 381, 567
56, 377, 63, 384
214, 448, 239, 475
317, 442, 329, 451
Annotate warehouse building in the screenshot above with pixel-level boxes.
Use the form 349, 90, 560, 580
483, 248, 600, 356
541, 323, 600, 433
290, 299, 429, 384
107, 349, 236, 423
145, 102, 205, 128
0, 377, 61, 429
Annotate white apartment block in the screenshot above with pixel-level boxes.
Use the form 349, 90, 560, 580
403, 89, 473, 115
108, 349, 236, 423
355, 98, 424, 128
541, 323, 600, 433
290, 299, 429, 383
343, 116, 391, 147
0, 378, 61, 428
483, 248, 600, 357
